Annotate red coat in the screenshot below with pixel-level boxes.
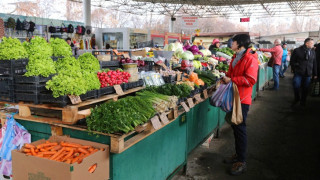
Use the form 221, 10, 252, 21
227, 48, 259, 105
259, 45, 283, 65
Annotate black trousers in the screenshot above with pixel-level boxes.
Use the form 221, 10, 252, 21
231, 104, 250, 163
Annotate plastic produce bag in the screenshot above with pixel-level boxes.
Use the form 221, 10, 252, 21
210, 81, 232, 107
0, 115, 31, 176
220, 82, 234, 113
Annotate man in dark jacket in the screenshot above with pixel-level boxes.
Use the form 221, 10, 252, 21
290, 38, 317, 106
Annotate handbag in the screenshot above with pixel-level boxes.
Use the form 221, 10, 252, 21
60, 23, 68, 33
267, 56, 274, 67
48, 22, 56, 33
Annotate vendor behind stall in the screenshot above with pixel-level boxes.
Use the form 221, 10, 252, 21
209, 39, 221, 56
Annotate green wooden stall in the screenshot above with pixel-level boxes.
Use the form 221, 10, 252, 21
16, 98, 223, 180
258, 63, 267, 90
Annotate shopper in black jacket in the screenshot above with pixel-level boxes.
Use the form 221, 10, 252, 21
290, 38, 317, 106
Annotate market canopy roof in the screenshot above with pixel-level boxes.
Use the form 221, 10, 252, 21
72, 0, 320, 18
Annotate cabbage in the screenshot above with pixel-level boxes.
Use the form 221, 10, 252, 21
189, 45, 199, 52
168, 43, 175, 51
181, 51, 194, 60
184, 44, 191, 51
200, 49, 212, 56
174, 48, 184, 59
175, 42, 183, 50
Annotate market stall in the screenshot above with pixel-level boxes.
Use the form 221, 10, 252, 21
0, 35, 273, 179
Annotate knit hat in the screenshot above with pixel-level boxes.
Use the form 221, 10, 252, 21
212, 39, 220, 45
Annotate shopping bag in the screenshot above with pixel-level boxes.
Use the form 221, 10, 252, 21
225, 83, 243, 125
210, 82, 231, 107
221, 82, 233, 112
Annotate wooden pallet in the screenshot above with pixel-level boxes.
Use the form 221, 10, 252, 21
14, 87, 144, 125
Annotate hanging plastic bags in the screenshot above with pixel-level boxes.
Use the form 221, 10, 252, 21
0, 115, 31, 176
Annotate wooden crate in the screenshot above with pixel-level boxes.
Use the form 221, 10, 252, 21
14, 87, 144, 125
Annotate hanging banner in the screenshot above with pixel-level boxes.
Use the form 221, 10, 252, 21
181, 16, 199, 30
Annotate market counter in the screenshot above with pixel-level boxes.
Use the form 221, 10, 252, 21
16, 98, 223, 180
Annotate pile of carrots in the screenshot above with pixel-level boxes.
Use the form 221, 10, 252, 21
22, 141, 104, 166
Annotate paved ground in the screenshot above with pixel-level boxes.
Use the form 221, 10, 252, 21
173, 71, 320, 180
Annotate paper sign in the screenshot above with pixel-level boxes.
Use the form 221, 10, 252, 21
187, 98, 194, 108
123, 53, 130, 58
194, 94, 202, 102
174, 107, 178, 118
150, 116, 162, 130
159, 113, 169, 125
114, 85, 124, 95
203, 89, 208, 99
181, 102, 190, 112
68, 95, 82, 104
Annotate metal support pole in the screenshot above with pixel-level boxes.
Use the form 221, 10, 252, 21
169, 16, 175, 33
83, 0, 91, 29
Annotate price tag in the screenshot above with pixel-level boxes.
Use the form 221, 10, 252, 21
150, 116, 162, 130
194, 94, 202, 103
187, 98, 194, 108
68, 95, 82, 104
203, 89, 208, 99
181, 102, 190, 112
114, 85, 124, 95
159, 113, 169, 125
123, 53, 130, 58
177, 72, 181, 82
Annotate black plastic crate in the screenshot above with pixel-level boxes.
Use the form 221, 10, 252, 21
0, 59, 28, 68
137, 79, 144, 87
39, 93, 70, 107
138, 61, 154, 72
163, 75, 177, 84
15, 93, 40, 104
0, 91, 15, 102
0, 76, 14, 93
98, 86, 115, 97
14, 75, 53, 84
0, 59, 28, 76
79, 90, 98, 101
100, 61, 120, 69
15, 84, 47, 93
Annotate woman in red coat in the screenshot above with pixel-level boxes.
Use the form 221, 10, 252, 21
222, 34, 259, 175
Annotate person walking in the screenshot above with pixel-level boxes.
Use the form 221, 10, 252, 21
290, 38, 317, 106
222, 34, 259, 176
257, 39, 283, 90
280, 43, 288, 78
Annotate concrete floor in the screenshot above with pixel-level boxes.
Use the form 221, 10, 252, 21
173, 71, 320, 180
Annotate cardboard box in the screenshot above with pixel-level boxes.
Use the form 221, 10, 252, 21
97, 54, 111, 61
131, 49, 147, 57
12, 136, 110, 180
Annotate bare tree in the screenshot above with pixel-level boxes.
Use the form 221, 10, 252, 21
91, 8, 109, 28
65, 0, 82, 21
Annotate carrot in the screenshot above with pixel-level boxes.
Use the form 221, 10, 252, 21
76, 154, 86, 164
36, 143, 58, 149
81, 145, 92, 149
90, 149, 99, 154
41, 151, 57, 155
30, 148, 37, 156
55, 152, 68, 161
100, 148, 105, 151
23, 148, 31, 153
61, 148, 74, 162
24, 144, 35, 149
88, 148, 95, 152
26, 153, 32, 156
36, 154, 43, 157
45, 140, 50, 144
77, 148, 89, 154
35, 149, 39, 153
88, 164, 97, 173
50, 147, 65, 160
73, 152, 80, 157
71, 155, 81, 164
51, 145, 62, 151
40, 148, 47, 152
61, 142, 81, 148
65, 159, 72, 164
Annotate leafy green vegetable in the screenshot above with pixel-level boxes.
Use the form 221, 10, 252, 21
214, 47, 235, 57
23, 36, 53, 57
25, 54, 56, 77
194, 69, 217, 86
144, 83, 192, 98
50, 38, 72, 57
87, 96, 156, 134
215, 62, 229, 72
81, 70, 100, 91
78, 53, 100, 72
55, 56, 80, 73
46, 70, 87, 97
0, 37, 28, 60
